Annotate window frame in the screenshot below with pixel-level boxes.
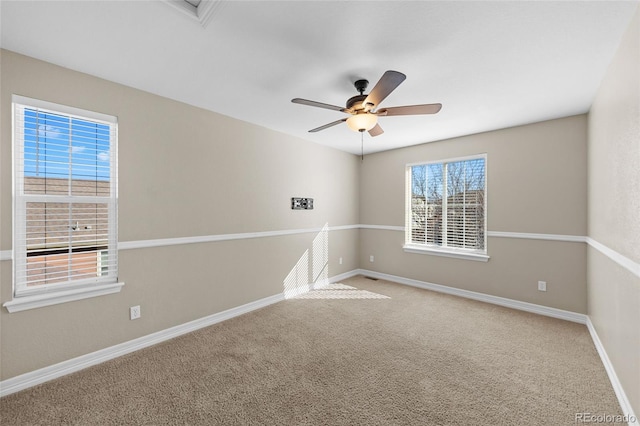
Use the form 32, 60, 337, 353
4, 95, 123, 313
404, 154, 489, 262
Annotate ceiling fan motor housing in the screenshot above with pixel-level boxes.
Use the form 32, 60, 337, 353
346, 94, 368, 111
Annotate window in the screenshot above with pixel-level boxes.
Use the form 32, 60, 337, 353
405, 155, 488, 262
6, 96, 122, 312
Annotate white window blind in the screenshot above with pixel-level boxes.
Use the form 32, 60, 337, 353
407, 156, 486, 254
13, 96, 118, 297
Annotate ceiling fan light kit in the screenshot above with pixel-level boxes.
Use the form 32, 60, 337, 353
346, 113, 378, 132
291, 70, 442, 139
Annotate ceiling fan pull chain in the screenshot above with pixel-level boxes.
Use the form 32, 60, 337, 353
361, 130, 364, 162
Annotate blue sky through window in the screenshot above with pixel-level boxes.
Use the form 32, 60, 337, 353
23, 108, 111, 181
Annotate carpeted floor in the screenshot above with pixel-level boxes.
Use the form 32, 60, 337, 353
0, 276, 622, 425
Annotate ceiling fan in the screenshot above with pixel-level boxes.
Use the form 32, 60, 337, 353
291, 70, 442, 137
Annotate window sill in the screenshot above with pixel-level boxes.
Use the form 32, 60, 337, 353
3, 282, 125, 313
403, 244, 490, 262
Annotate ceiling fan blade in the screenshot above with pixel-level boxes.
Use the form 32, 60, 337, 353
309, 118, 348, 133
292, 98, 347, 112
368, 123, 384, 137
363, 70, 406, 109
377, 103, 442, 116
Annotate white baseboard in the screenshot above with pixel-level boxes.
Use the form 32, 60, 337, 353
327, 269, 361, 283
352, 269, 636, 425
0, 269, 360, 398
586, 318, 638, 425
3, 267, 635, 424
0, 292, 285, 397
355, 269, 587, 323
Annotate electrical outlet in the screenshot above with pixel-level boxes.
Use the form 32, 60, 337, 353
339, 257, 343, 265
537, 281, 547, 292
370, 255, 374, 263
130, 305, 141, 320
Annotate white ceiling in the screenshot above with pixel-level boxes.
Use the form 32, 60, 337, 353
1, 1, 638, 155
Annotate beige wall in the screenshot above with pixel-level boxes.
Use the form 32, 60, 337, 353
587, 4, 640, 416
0, 50, 360, 379
359, 115, 588, 313
1, 12, 638, 416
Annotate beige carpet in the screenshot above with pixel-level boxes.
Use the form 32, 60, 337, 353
0, 276, 622, 425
